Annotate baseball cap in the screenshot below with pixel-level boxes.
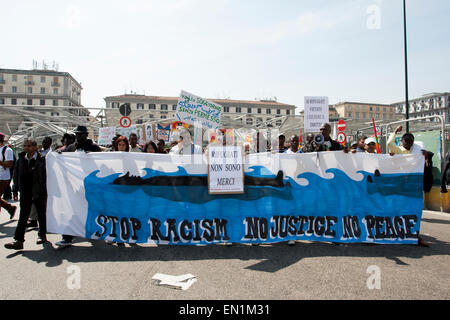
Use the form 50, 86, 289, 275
365, 137, 377, 145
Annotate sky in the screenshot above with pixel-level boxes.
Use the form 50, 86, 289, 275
1, 0, 449, 114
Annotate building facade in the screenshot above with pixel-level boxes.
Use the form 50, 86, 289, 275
332, 102, 401, 122
0, 68, 85, 118
104, 94, 296, 128
391, 92, 450, 123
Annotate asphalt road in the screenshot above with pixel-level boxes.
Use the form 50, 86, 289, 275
0, 202, 449, 300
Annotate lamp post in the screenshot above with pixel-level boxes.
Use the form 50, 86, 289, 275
403, 0, 410, 132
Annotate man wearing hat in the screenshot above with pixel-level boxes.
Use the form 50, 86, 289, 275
65, 126, 102, 153
56, 125, 101, 248
364, 137, 378, 154
0, 132, 17, 219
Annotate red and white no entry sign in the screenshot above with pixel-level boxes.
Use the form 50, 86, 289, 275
336, 132, 347, 144
337, 120, 346, 131
120, 116, 132, 128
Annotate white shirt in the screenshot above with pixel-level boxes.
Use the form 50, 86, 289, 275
40, 148, 51, 156
0, 145, 14, 181
170, 143, 203, 155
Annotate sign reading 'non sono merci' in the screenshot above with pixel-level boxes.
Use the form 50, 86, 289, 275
208, 146, 244, 195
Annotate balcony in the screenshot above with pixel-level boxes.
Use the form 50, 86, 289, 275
51, 82, 60, 87
25, 81, 35, 85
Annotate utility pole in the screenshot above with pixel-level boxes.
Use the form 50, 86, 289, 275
403, 0, 410, 132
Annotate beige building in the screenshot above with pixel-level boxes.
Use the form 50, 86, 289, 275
332, 102, 401, 122
104, 94, 296, 128
0, 68, 86, 118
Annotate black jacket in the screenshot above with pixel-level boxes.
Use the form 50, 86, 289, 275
12, 151, 47, 199
318, 139, 343, 152
66, 139, 101, 153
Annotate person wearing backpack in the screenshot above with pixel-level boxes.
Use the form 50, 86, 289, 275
0, 132, 17, 219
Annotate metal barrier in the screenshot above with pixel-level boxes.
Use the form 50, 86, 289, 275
382, 115, 445, 171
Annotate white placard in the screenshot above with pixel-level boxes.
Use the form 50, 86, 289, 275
176, 90, 222, 130
98, 127, 116, 146
304, 96, 329, 133
208, 146, 244, 194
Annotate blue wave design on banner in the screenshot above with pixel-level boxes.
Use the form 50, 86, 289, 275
84, 166, 423, 245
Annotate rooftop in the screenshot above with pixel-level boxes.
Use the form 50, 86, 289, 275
104, 94, 295, 107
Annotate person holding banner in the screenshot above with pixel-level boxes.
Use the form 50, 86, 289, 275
129, 133, 142, 153
4, 138, 47, 250
144, 141, 157, 153
114, 136, 130, 152
285, 135, 301, 154
55, 125, 101, 248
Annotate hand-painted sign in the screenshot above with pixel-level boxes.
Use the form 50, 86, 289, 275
176, 90, 222, 130
157, 123, 171, 142
208, 146, 244, 195
98, 127, 116, 146
304, 96, 329, 133
46, 152, 425, 245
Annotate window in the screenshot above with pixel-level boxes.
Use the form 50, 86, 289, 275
348, 112, 352, 117
0, 86, 2, 93
53, 100, 58, 106
137, 103, 144, 110
369, 107, 373, 111
53, 88, 58, 95
256, 118, 263, 124
40, 99, 45, 105
0, 98, 4, 104
266, 109, 271, 114
277, 109, 281, 115
246, 118, 253, 125
11, 98, 17, 105
161, 115, 167, 119
28, 87, 32, 94
355, 112, 359, 118
12, 86, 17, 93
0, 74, 4, 81
247, 107, 252, 113
224, 107, 230, 112
53, 76, 59, 84
161, 104, 168, 111
137, 119, 143, 124
27, 99, 32, 105
257, 108, 261, 114
172, 104, 177, 111
149, 104, 156, 110
40, 76, 46, 83
236, 107, 241, 113
12, 75, 17, 82
40, 88, 45, 94
286, 110, 290, 115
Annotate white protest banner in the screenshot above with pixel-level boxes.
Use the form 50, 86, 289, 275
176, 90, 222, 130
46, 152, 425, 245
208, 146, 244, 194
304, 96, 329, 133
98, 127, 116, 146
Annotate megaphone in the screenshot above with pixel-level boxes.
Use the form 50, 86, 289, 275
314, 134, 325, 145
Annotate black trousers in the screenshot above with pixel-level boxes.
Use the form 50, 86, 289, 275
14, 194, 46, 242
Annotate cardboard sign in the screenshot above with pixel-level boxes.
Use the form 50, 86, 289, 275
98, 127, 116, 146
176, 90, 222, 130
304, 96, 329, 133
208, 146, 244, 195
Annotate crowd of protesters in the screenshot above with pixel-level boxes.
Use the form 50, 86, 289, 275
0, 122, 435, 250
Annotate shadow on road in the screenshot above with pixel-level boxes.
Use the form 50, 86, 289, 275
3, 233, 447, 272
